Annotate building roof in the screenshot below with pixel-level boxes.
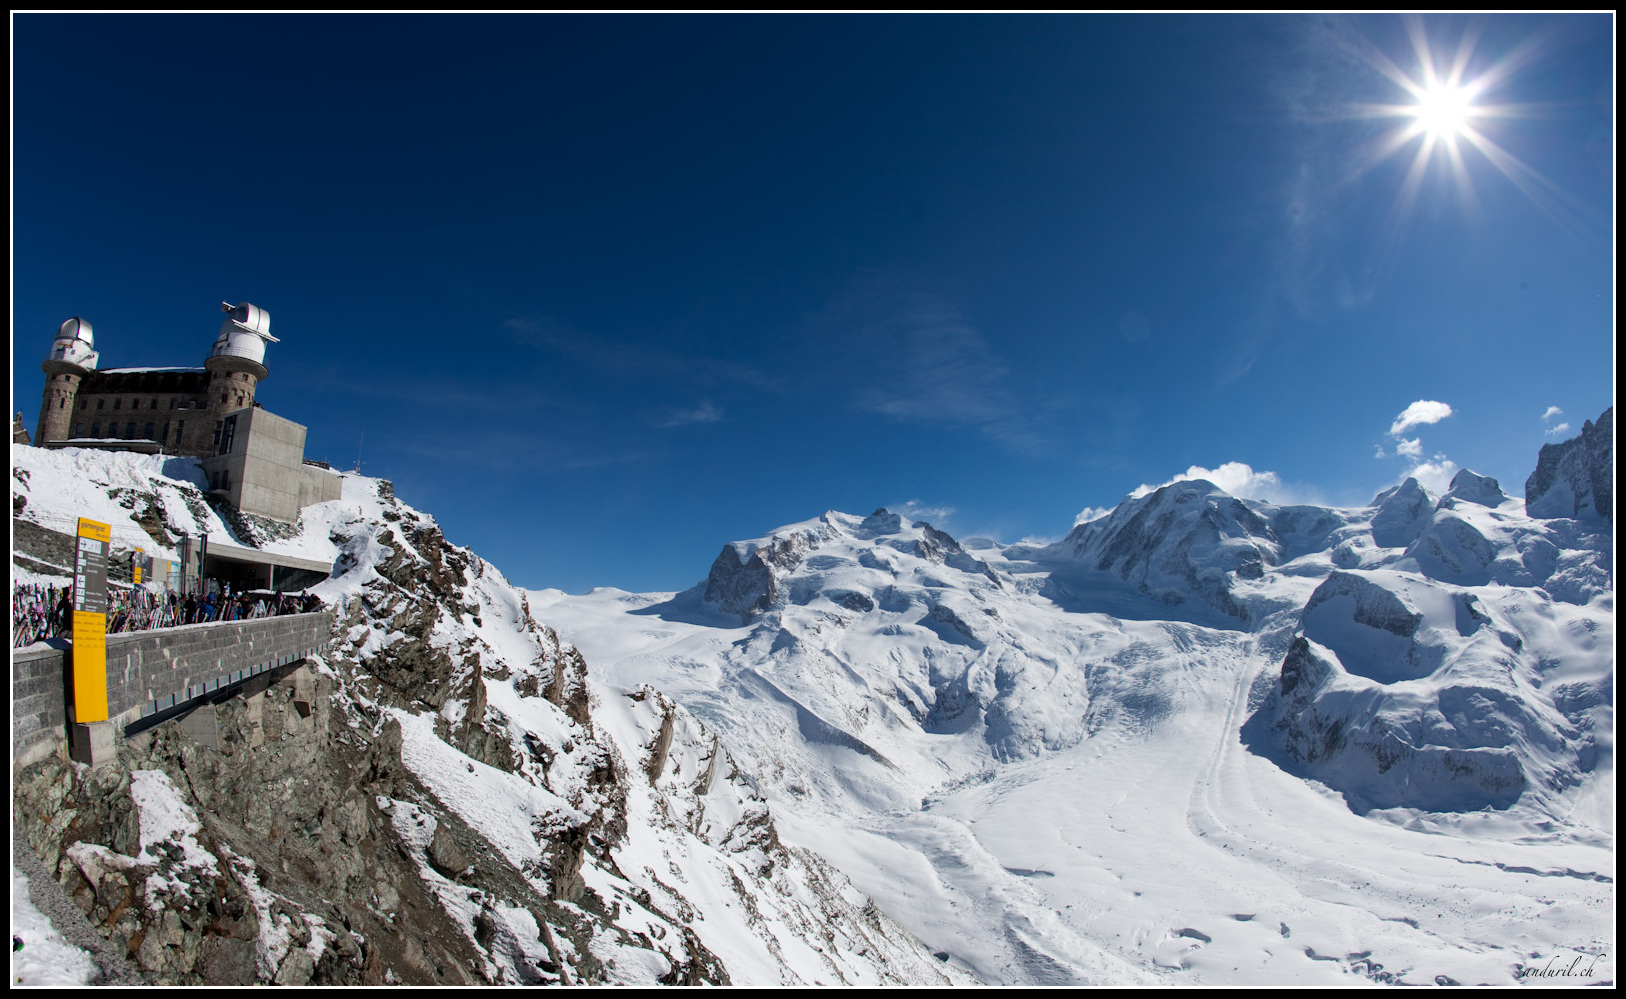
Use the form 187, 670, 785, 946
97, 366, 208, 374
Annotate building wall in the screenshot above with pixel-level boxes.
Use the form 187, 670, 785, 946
37, 367, 84, 445
12, 645, 68, 769
66, 369, 212, 455
201, 408, 342, 523
48, 365, 265, 458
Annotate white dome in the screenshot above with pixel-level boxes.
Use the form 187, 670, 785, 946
47, 316, 99, 368
211, 301, 278, 365
226, 302, 270, 335
57, 316, 94, 347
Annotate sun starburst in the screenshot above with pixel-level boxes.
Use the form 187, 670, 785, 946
1343, 16, 1581, 233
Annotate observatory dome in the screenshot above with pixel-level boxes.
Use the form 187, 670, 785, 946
47, 316, 99, 369
210, 301, 277, 365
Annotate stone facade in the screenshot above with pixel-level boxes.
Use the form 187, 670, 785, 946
63, 368, 214, 457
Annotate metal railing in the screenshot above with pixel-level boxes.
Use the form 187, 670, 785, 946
12, 582, 324, 648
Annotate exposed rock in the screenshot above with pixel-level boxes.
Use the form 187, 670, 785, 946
1525, 407, 1613, 522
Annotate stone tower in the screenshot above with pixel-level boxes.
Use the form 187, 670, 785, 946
183, 302, 278, 456
37, 317, 100, 444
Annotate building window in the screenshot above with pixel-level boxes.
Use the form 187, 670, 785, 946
150, 398, 158, 409
218, 414, 238, 455
145, 423, 155, 440
169, 398, 176, 410
125, 422, 136, 438
74, 423, 83, 437
91, 423, 101, 437
113, 398, 121, 410
97, 399, 105, 411
176, 421, 185, 442
58, 398, 65, 409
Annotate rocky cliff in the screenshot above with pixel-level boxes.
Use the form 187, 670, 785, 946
10, 446, 966, 987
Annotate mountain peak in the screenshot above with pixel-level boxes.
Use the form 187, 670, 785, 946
1525, 406, 1613, 522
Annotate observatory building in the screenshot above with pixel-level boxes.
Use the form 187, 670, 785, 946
35, 302, 341, 523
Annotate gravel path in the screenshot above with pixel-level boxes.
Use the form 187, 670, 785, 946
12, 838, 144, 985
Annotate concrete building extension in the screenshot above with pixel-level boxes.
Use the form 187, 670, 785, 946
33, 301, 341, 524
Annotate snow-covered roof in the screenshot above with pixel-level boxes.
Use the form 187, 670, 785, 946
96, 366, 207, 375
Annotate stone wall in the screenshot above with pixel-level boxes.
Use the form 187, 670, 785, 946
37, 367, 83, 445
12, 644, 70, 768
11, 610, 332, 768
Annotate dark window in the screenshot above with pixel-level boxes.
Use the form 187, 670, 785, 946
58, 398, 65, 409
91, 423, 101, 437
73, 423, 83, 437
218, 414, 238, 455
145, 423, 155, 440
125, 422, 136, 438
177, 420, 186, 441
114, 398, 121, 410
169, 398, 176, 410
97, 399, 105, 411
150, 398, 158, 409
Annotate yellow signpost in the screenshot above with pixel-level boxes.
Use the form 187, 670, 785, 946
71, 517, 111, 725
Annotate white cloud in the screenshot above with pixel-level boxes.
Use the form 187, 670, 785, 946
1389, 400, 1454, 436
1541, 405, 1564, 422
1545, 421, 1571, 437
1129, 462, 1287, 503
654, 401, 724, 428
1074, 506, 1115, 525
1408, 456, 1459, 496
896, 499, 955, 524
1373, 445, 1387, 459
1394, 437, 1423, 458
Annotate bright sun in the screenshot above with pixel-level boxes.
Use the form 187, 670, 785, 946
1345, 17, 1561, 223
1411, 81, 1475, 137
1336, 18, 1591, 244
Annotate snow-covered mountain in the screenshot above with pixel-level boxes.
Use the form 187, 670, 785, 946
10, 445, 966, 986
12, 411, 1613, 986
533, 409, 1613, 986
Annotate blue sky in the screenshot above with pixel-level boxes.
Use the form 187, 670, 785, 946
13, 14, 1615, 593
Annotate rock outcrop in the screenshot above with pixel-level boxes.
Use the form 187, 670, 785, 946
1525, 407, 1613, 522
